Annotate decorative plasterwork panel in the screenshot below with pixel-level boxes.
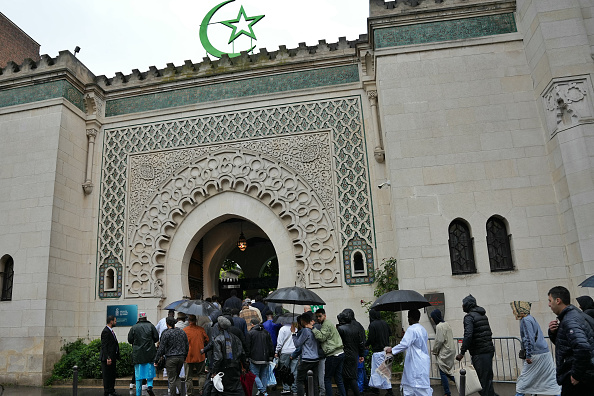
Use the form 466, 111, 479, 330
541, 77, 594, 137
128, 143, 339, 297
99, 97, 375, 298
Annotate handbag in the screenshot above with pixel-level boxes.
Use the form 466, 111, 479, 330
453, 363, 482, 395
156, 355, 166, 371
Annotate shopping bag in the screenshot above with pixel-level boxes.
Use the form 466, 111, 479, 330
241, 370, 257, 396
268, 360, 277, 386
376, 353, 393, 380
453, 364, 482, 395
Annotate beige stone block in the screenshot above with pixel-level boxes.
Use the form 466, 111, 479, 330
527, 215, 561, 236
485, 159, 518, 179
422, 165, 456, 185
439, 193, 476, 218
511, 186, 556, 206
398, 226, 432, 248
407, 196, 439, 216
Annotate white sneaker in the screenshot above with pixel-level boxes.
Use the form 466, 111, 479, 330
130, 383, 135, 389
142, 384, 148, 390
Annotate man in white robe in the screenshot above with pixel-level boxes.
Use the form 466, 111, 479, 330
386, 309, 432, 396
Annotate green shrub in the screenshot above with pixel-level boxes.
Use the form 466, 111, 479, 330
46, 338, 134, 385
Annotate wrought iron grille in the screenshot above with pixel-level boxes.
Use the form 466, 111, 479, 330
448, 221, 476, 274
487, 217, 514, 272
1, 256, 13, 301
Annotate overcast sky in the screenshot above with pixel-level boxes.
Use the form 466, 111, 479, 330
2, 0, 369, 77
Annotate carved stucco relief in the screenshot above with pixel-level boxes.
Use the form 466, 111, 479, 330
127, 135, 339, 297
542, 77, 594, 137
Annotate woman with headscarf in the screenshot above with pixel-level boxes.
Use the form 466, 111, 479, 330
430, 309, 455, 396
576, 295, 594, 319
510, 301, 560, 396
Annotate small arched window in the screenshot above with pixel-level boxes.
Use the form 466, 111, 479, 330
353, 252, 365, 274
448, 220, 476, 275
105, 268, 115, 291
1, 255, 14, 301
486, 216, 514, 272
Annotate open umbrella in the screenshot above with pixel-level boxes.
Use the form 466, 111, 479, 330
164, 299, 189, 310
175, 300, 217, 317
274, 312, 300, 325
370, 290, 431, 312
579, 275, 594, 287
264, 286, 325, 306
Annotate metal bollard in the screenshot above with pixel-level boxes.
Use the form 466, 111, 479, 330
72, 365, 78, 396
180, 376, 187, 396
459, 368, 466, 396
307, 370, 314, 396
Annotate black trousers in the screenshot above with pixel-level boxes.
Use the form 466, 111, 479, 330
296, 360, 319, 396
561, 375, 591, 396
344, 377, 360, 396
471, 352, 498, 396
101, 360, 117, 396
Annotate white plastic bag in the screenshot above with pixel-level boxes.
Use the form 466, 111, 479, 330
213, 372, 225, 392
453, 364, 482, 395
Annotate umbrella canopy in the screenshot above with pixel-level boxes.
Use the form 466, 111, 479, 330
370, 290, 431, 312
264, 286, 325, 306
579, 275, 594, 287
175, 300, 217, 317
274, 312, 300, 325
164, 299, 188, 310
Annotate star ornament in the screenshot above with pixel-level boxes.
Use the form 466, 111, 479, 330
220, 5, 265, 44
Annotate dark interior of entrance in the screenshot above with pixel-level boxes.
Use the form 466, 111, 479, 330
188, 218, 279, 301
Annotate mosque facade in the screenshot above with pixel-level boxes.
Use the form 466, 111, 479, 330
1, 0, 593, 385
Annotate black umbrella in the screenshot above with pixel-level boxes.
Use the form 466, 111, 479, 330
264, 286, 326, 305
370, 290, 431, 312
579, 275, 594, 287
274, 313, 300, 325
175, 300, 217, 317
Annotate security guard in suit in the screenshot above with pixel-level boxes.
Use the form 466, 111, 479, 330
101, 315, 121, 396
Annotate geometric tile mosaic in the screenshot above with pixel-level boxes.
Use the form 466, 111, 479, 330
0, 79, 85, 112
105, 65, 360, 117
375, 13, 517, 49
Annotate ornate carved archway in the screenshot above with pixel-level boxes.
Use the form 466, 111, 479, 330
127, 145, 340, 298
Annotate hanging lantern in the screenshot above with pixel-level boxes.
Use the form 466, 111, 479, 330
237, 231, 247, 251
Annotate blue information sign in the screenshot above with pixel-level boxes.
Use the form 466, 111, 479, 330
107, 305, 138, 327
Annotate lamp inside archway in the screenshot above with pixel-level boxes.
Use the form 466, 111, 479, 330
237, 222, 247, 251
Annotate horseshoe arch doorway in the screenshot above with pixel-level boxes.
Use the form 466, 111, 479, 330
164, 192, 297, 303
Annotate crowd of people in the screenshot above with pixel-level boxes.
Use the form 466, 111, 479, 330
99, 286, 594, 396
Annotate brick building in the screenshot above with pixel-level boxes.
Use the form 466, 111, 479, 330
0, 12, 40, 68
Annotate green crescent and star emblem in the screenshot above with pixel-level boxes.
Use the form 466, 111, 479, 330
200, 0, 265, 59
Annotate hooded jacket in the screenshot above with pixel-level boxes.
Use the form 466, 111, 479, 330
337, 312, 365, 379
549, 304, 594, 384
460, 295, 494, 356
366, 310, 391, 353
211, 317, 247, 392
246, 323, 274, 364
577, 296, 594, 319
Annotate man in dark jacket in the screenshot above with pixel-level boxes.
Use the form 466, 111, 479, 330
548, 286, 594, 395
251, 294, 270, 319
155, 317, 189, 396
366, 310, 392, 396
223, 290, 243, 311
337, 310, 365, 396
128, 312, 159, 396
100, 315, 120, 396
247, 318, 275, 396
211, 316, 247, 396
455, 295, 498, 396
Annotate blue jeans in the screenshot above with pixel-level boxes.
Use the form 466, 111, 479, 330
324, 354, 345, 396
279, 353, 298, 393
250, 362, 270, 394
439, 369, 454, 396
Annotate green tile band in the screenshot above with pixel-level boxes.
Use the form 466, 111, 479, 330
105, 64, 360, 117
0, 80, 85, 111
374, 13, 517, 49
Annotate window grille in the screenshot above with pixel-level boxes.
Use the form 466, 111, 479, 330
448, 220, 476, 274
486, 217, 514, 272
1, 256, 14, 301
